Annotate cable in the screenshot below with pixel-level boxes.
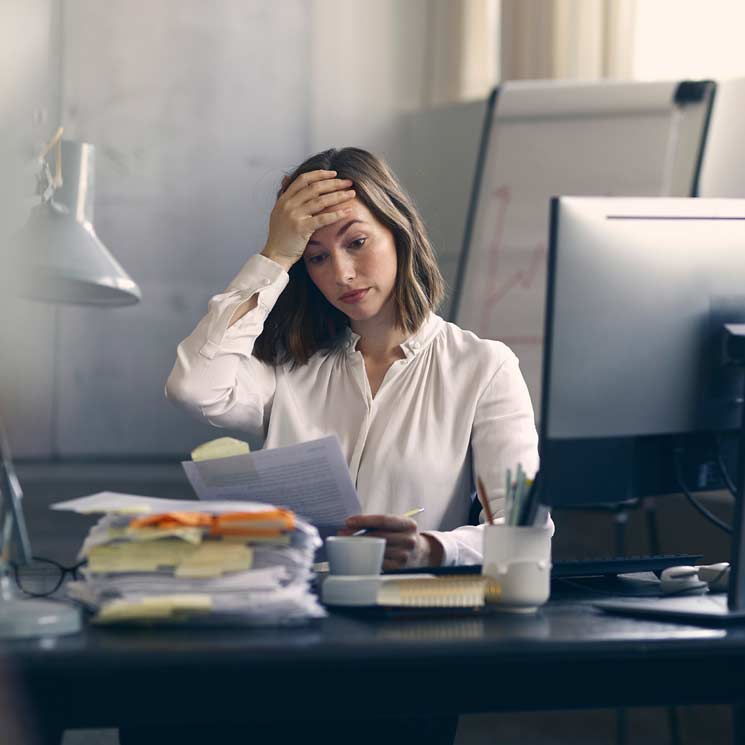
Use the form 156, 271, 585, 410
673, 447, 732, 534
715, 433, 738, 497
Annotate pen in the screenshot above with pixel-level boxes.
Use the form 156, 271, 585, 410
352, 507, 425, 536
505, 468, 513, 526
511, 464, 526, 526
519, 470, 541, 526
477, 477, 495, 525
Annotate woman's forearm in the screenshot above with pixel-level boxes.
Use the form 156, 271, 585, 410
227, 247, 293, 328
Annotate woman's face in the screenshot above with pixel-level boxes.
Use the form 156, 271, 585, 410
303, 198, 398, 325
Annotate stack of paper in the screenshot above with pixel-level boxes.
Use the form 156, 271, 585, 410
53, 493, 325, 626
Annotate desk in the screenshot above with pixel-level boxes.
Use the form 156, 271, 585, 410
2, 590, 745, 742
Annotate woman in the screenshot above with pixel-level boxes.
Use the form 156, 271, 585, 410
166, 147, 540, 569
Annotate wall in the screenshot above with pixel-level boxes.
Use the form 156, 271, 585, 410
0, 0, 61, 457
397, 100, 486, 318
309, 0, 486, 319
4, 0, 488, 458
5, 1, 313, 457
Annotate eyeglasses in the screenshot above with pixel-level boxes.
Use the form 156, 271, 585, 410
10, 556, 86, 597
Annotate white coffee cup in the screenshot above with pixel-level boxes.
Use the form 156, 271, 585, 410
482, 524, 552, 613
325, 536, 386, 576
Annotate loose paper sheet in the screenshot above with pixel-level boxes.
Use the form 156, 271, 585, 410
51, 493, 277, 515
181, 435, 362, 531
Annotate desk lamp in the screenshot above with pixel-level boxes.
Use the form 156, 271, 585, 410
0, 128, 141, 638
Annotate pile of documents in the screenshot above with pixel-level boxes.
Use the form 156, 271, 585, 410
54, 493, 325, 626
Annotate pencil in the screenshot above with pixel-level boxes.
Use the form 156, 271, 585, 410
352, 507, 425, 537
477, 477, 495, 525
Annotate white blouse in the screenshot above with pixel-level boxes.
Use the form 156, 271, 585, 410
166, 253, 541, 565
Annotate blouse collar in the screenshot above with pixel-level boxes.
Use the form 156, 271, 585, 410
344, 312, 444, 359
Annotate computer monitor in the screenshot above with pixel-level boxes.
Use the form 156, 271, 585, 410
540, 197, 745, 506
539, 196, 745, 622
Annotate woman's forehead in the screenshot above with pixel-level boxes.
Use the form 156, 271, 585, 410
310, 198, 376, 241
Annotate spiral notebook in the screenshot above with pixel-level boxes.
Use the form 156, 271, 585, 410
321, 574, 501, 609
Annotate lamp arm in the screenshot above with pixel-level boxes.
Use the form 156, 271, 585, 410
0, 416, 32, 568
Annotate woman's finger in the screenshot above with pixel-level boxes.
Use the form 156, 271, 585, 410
282, 169, 339, 200
384, 548, 411, 562
303, 189, 356, 216
377, 533, 418, 550
383, 554, 409, 571
287, 179, 354, 213
302, 201, 356, 232
345, 515, 417, 533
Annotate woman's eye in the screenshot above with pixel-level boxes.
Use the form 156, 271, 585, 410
349, 238, 366, 249
308, 254, 326, 265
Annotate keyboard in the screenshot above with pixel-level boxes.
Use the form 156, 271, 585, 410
383, 553, 703, 578
551, 553, 704, 579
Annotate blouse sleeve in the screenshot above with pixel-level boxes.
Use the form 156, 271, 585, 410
165, 253, 289, 440
422, 349, 551, 566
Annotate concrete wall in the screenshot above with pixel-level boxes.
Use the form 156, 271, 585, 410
0, 0, 61, 457
51, 0, 311, 457
3, 0, 486, 459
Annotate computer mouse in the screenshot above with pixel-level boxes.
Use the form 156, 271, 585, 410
697, 562, 730, 592
660, 565, 708, 596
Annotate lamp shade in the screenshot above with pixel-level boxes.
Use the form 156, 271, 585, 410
15, 140, 141, 306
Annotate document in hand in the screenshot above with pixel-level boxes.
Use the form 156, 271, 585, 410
181, 435, 362, 535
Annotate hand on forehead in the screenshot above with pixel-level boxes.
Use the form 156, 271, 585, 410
308, 197, 365, 243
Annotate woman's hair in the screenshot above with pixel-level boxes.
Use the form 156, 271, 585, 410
253, 147, 445, 366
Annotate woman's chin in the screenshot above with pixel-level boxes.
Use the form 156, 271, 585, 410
334, 298, 378, 322
343, 307, 376, 322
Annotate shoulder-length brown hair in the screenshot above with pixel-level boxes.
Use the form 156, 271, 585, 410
253, 147, 445, 366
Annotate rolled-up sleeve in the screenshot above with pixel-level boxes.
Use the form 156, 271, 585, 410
165, 254, 288, 438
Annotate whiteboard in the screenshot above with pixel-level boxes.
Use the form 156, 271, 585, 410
451, 79, 715, 414
698, 77, 745, 197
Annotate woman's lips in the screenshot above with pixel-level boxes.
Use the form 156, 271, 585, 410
339, 288, 369, 304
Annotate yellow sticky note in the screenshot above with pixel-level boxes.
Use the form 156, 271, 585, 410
124, 526, 205, 545
87, 539, 253, 577
175, 543, 253, 578
95, 594, 213, 624
87, 541, 197, 573
191, 437, 250, 461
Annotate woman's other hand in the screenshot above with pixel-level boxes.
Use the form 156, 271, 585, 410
340, 514, 444, 570
261, 169, 356, 271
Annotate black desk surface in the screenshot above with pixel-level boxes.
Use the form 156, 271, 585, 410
3, 589, 745, 731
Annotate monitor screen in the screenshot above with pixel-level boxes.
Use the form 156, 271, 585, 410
540, 197, 745, 507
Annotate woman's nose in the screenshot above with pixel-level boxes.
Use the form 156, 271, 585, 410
332, 252, 356, 283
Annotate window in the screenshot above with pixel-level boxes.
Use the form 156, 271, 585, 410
632, 0, 745, 80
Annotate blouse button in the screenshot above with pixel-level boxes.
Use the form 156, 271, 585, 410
263, 279, 271, 286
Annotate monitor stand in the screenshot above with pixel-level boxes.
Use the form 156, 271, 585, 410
597, 325, 745, 627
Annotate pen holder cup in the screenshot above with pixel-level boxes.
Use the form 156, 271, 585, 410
482, 524, 552, 613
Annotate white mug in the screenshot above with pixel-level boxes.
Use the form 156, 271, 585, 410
482, 524, 552, 613
325, 536, 386, 576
